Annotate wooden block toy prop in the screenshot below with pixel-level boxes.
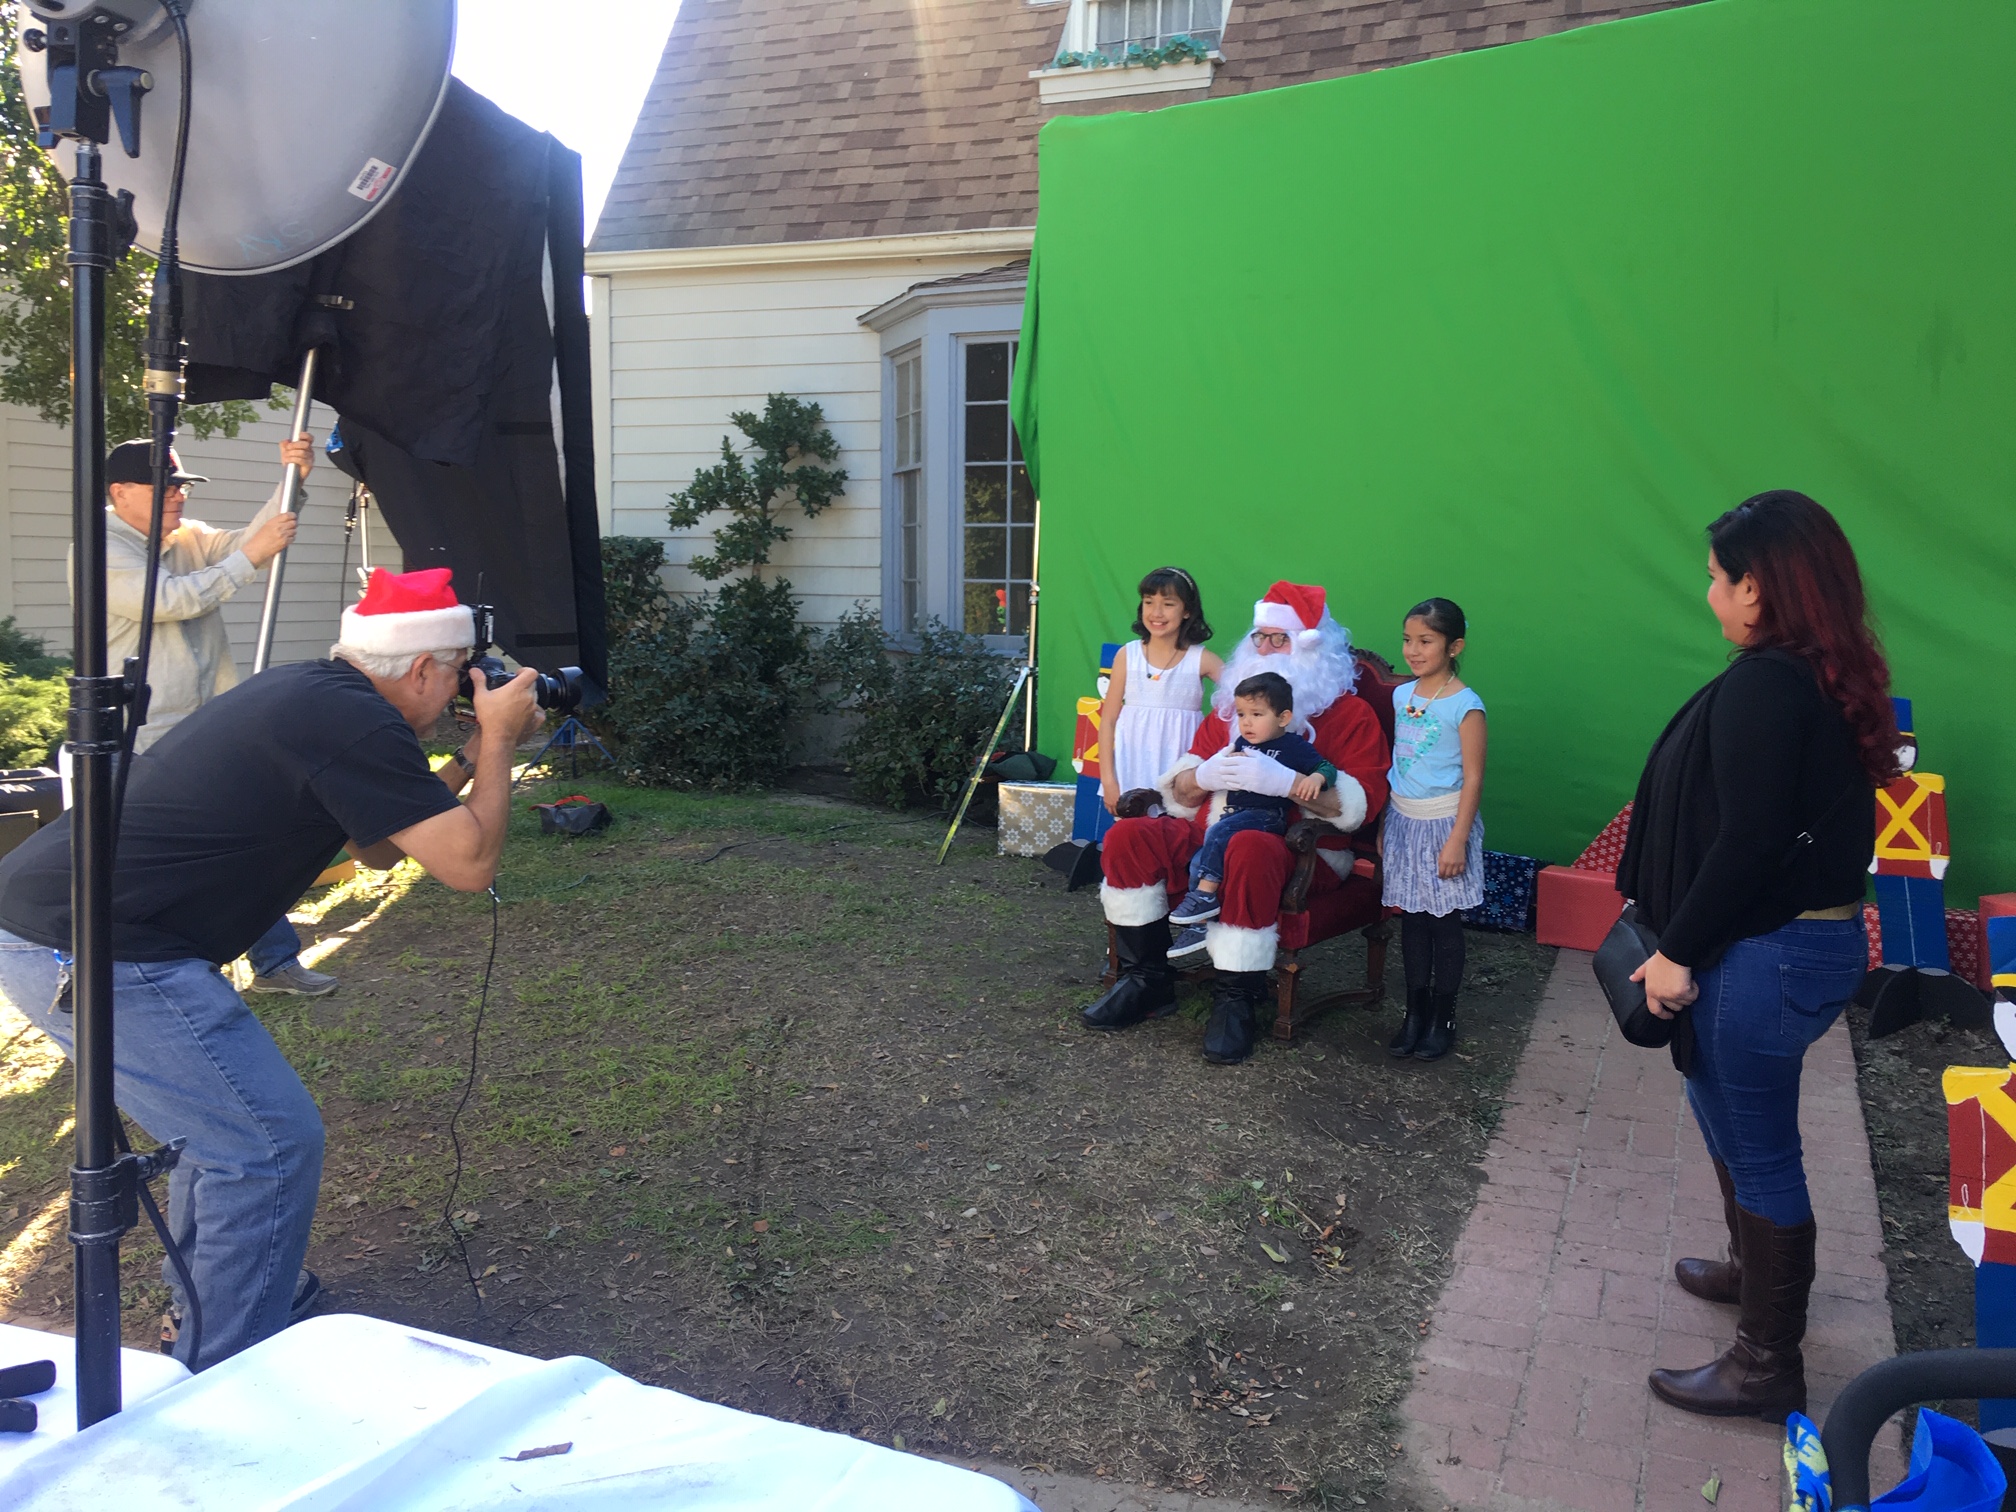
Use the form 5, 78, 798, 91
1536, 803, 1631, 950
1945, 916, 2016, 1430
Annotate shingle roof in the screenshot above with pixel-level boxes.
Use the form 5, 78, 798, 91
593, 0, 1706, 254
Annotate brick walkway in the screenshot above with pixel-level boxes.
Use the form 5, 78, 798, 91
1402, 953, 1903, 1512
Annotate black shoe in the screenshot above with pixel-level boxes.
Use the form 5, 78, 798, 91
1082, 921, 1178, 1031
1413, 993, 1457, 1061
1388, 987, 1430, 1058
1202, 971, 1266, 1064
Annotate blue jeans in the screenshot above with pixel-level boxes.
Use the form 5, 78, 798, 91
1188, 807, 1289, 888
0, 930, 324, 1370
246, 916, 303, 977
1683, 918, 1867, 1226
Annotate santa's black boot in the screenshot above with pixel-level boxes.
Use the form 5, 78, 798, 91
1081, 921, 1178, 1031
1202, 971, 1267, 1064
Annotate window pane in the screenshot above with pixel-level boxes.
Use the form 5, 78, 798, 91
965, 525, 1006, 581
895, 356, 912, 419
1010, 523, 1034, 582
965, 467, 1006, 524
902, 572, 918, 635
965, 582, 1006, 636
966, 404, 1008, 464
1010, 465, 1034, 526
965, 342, 1008, 403
1007, 581, 1030, 636
895, 411, 913, 468
899, 470, 920, 528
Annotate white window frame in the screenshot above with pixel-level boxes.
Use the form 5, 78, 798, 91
1034, 0, 1231, 104
889, 343, 924, 635
1056, 0, 1229, 58
864, 278, 1030, 655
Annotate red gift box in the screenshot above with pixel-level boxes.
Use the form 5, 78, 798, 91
1537, 864, 1624, 951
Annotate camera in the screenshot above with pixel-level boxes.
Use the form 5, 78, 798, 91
457, 605, 585, 714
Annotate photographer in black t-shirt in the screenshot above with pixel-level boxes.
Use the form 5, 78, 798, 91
0, 568, 542, 1369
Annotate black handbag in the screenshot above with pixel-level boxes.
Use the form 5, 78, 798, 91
1593, 905, 1699, 1075
1595, 774, 1864, 1075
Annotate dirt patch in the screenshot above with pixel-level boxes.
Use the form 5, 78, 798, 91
0, 783, 1553, 1506
1850, 1004, 1996, 1422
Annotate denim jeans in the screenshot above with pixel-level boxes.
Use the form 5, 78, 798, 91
1188, 806, 1289, 888
246, 916, 303, 978
1683, 917, 1867, 1226
0, 930, 324, 1370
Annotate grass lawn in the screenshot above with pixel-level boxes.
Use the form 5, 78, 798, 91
0, 777, 1555, 1505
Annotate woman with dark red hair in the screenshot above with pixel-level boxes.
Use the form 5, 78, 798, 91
1617, 490, 1897, 1421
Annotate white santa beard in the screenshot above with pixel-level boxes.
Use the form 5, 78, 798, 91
1213, 636, 1354, 725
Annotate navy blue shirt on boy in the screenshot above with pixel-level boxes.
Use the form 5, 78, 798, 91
1226, 730, 1336, 814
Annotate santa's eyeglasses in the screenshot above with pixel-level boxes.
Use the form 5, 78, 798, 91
1249, 630, 1292, 650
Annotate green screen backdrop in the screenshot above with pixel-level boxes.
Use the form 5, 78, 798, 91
1013, 0, 2016, 900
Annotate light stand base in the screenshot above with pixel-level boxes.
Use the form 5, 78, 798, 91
515, 716, 614, 787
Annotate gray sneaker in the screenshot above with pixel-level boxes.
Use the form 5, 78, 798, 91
247, 960, 338, 997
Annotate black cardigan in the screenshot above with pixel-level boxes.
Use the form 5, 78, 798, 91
1615, 648, 1874, 968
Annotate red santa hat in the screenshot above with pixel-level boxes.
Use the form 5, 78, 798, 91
339, 568, 475, 657
1251, 581, 1328, 648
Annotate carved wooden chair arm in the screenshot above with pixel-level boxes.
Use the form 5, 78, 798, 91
1114, 788, 1160, 820
1280, 820, 1325, 913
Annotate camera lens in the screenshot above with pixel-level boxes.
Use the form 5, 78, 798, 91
535, 667, 585, 714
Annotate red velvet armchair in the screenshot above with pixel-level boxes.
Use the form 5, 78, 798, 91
1107, 649, 1405, 1042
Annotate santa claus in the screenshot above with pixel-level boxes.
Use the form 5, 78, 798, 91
1083, 582, 1390, 1064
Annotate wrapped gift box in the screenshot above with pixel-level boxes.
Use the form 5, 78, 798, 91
1463, 851, 1544, 933
1536, 865, 1624, 951
999, 783, 1078, 857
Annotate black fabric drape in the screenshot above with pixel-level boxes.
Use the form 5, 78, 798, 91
179, 81, 605, 698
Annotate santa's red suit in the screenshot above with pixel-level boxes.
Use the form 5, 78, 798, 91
1099, 678, 1389, 973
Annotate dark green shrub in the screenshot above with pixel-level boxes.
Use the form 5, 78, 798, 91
0, 617, 66, 768
590, 538, 813, 790
588, 394, 847, 790
818, 606, 1018, 811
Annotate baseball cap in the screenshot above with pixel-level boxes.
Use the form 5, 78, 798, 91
104, 440, 208, 487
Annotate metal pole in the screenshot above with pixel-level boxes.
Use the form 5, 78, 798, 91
1022, 500, 1041, 753
250, 349, 321, 674
65, 140, 126, 1431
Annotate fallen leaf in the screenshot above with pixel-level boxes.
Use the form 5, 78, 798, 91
502, 1442, 572, 1462
1260, 1242, 1288, 1264
931, 1397, 949, 1418
752, 1220, 770, 1233
722, 1157, 740, 1165
609, 1145, 627, 1157
1701, 1473, 1721, 1505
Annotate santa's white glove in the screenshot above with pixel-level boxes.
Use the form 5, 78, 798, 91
1192, 749, 1240, 792
1222, 750, 1298, 798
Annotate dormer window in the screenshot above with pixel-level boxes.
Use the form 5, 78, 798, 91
1037, 0, 1229, 103
1079, 0, 1224, 63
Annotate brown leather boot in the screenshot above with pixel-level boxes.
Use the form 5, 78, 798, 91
1674, 1159, 1742, 1305
1648, 1207, 1813, 1419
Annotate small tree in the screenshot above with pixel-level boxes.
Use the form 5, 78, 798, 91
666, 394, 847, 580
0, 10, 256, 440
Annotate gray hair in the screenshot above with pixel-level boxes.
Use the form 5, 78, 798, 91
330, 644, 465, 681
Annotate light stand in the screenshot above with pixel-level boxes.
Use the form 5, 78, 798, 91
34, 2, 190, 1428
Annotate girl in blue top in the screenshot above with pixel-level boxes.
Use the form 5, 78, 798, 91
1382, 598, 1487, 1062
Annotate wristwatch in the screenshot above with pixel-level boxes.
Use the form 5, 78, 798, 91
449, 745, 475, 778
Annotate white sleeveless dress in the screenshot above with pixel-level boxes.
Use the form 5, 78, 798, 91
1109, 642, 1207, 794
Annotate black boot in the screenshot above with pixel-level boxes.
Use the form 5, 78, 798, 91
1388, 987, 1430, 1058
1202, 970, 1266, 1064
1413, 992, 1458, 1061
1649, 1207, 1813, 1419
1674, 1158, 1742, 1305
1081, 921, 1178, 1031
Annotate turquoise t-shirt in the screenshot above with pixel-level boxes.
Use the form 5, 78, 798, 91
1388, 682, 1486, 800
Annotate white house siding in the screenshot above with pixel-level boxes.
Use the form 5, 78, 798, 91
589, 231, 1034, 627
0, 398, 398, 669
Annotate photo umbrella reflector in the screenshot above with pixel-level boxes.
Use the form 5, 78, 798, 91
20, 0, 456, 275
19, 0, 455, 1428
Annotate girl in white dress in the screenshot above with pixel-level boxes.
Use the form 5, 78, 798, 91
1099, 567, 1223, 813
